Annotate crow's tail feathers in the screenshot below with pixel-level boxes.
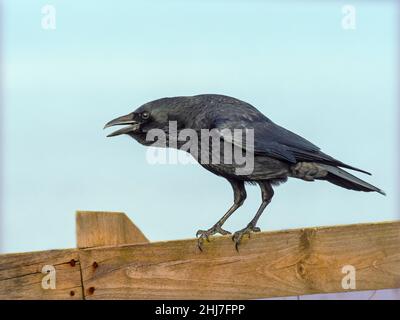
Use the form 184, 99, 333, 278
318, 164, 386, 195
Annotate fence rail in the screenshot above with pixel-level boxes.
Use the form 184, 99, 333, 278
0, 211, 399, 299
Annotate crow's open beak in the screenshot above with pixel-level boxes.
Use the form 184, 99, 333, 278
104, 113, 140, 137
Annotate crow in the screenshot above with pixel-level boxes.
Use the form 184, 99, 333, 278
104, 94, 385, 250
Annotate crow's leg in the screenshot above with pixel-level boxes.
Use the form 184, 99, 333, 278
197, 179, 246, 250
232, 181, 274, 250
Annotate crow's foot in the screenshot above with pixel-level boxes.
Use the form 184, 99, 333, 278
196, 224, 231, 251
232, 224, 261, 251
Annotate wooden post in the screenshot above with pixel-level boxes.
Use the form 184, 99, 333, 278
76, 211, 149, 248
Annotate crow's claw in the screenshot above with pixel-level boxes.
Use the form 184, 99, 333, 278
196, 224, 231, 251
232, 224, 261, 251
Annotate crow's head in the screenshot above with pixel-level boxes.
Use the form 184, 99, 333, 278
104, 97, 190, 144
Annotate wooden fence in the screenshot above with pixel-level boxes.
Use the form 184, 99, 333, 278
0, 211, 399, 299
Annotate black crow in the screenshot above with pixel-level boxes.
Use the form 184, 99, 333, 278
104, 94, 385, 250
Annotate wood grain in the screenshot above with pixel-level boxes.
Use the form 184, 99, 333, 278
1, 218, 399, 299
0, 249, 83, 300
76, 211, 149, 248
79, 221, 400, 299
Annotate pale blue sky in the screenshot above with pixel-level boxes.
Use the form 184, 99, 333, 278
1, 0, 398, 253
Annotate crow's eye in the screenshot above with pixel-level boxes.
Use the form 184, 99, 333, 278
141, 112, 150, 120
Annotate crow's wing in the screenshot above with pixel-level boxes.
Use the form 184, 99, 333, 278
213, 118, 370, 175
